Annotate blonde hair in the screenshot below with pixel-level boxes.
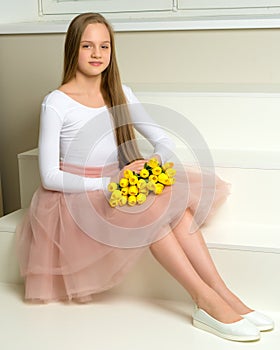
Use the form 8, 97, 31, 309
62, 12, 143, 167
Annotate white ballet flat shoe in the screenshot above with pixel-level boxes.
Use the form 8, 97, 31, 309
242, 311, 274, 331
192, 307, 260, 342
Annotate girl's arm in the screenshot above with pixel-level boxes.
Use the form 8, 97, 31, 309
124, 86, 176, 164
38, 104, 110, 193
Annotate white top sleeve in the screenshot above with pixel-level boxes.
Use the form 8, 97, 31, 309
38, 103, 110, 193
123, 86, 175, 164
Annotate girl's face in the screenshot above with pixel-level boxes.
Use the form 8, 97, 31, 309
77, 23, 111, 79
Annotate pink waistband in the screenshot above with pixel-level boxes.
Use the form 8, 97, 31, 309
60, 162, 119, 178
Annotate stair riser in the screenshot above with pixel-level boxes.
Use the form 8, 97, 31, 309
210, 167, 280, 227
0, 233, 278, 311
209, 248, 280, 311
0, 233, 23, 284
110, 249, 280, 312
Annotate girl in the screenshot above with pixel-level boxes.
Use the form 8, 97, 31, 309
16, 12, 273, 342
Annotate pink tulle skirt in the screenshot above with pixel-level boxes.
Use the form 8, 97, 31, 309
16, 162, 230, 303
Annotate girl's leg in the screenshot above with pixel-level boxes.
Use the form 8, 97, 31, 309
172, 209, 252, 315
149, 231, 242, 324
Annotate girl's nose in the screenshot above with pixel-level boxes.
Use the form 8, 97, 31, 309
91, 47, 101, 58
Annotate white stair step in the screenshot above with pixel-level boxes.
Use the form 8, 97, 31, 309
0, 283, 279, 350
1, 208, 280, 311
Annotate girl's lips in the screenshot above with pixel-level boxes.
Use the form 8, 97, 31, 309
89, 62, 102, 66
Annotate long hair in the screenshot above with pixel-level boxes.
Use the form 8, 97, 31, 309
62, 12, 143, 168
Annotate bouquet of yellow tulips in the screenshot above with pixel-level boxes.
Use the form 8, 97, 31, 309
107, 158, 176, 207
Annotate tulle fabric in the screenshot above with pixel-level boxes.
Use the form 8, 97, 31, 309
16, 162, 230, 303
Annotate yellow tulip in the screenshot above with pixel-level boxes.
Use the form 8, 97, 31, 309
139, 188, 149, 196
128, 195, 137, 206
124, 169, 133, 179
137, 178, 147, 189
128, 185, 138, 196
107, 182, 118, 192
147, 158, 159, 168
158, 173, 169, 185
147, 181, 156, 191
162, 161, 174, 171
129, 175, 138, 185
121, 187, 129, 196
165, 168, 176, 178
152, 166, 162, 175
140, 168, 149, 178
165, 177, 176, 186
119, 178, 129, 187
118, 196, 127, 206
154, 183, 164, 195
111, 190, 122, 200
149, 174, 158, 183
137, 193, 147, 204
109, 198, 118, 207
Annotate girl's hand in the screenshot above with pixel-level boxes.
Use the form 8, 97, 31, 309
112, 155, 162, 183
123, 159, 147, 174
121, 154, 162, 175
109, 160, 147, 185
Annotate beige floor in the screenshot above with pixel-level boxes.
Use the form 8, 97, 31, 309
0, 283, 278, 350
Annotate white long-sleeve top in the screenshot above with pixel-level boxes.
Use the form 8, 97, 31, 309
38, 85, 175, 193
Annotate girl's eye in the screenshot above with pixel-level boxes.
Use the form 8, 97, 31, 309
82, 44, 92, 49
80, 43, 110, 49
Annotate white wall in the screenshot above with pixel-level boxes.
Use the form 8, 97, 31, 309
0, 0, 38, 23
